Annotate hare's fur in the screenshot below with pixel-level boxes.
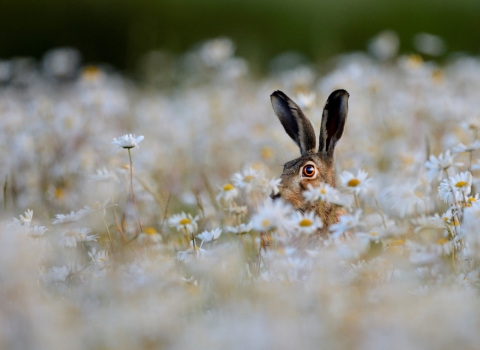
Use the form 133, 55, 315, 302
270, 89, 349, 241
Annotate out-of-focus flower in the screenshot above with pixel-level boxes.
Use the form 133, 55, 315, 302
231, 167, 263, 193
216, 183, 239, 202
425, 150, 461, 182
339, 170, 371, 194
168, 212, 199, 234
197, 228, 222, 243
438, 172, 472, 204
89, 249, 109, 268
52, 207, 93, 225
368, 30, 399, 60
296, 92, 316, 109
138, 227, 162, 244
330, 211, 362, 239
412, 214, 445, 234
260, 177, 282, 196
177, 242, 208, 263
58, 228, 98, 248
413, 33, 446, 56
200, 37, 235, 66
90, 168, 119, 182
226, 223, 252, 235
13, 209, 33, 227
291, 211, 323, 235
250, 198, 293, 232
225, 205, 248, 216
111, 134, 144, 149
452, 141, 480, 154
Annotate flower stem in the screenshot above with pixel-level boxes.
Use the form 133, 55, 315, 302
128, 148, 144, 234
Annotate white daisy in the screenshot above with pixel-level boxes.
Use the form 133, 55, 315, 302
303, 183, 341, 204
216, 183, 239, 202
225, 205, 248, 217
260, 177, 281, 196
231, 167, 263, 193
425, 150, 461, 182
438, 172, 472, 204
339, 170, 371, 194
29, 225, 48, 236
12, 209, 34, 227
177, 242, 208, 263
90, 168, 119, 183
52, 208, 91, 225
291, 211, 323, 235
330, 210, 362, 239
250, 198, 293, 232
111, 134, 144, 149
168, 212, 199, 234
412, 214, 445, 234
296, 92, 316, 109
452, 141, 480, 153
226, 223, 253, 235
196, 228, 222, 243
88, 249, 109, 268
58, 228, 99, 248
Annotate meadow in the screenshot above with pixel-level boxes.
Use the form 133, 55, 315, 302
2, 35, 480, 349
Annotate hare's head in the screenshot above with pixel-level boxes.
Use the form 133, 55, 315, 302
270, 90, 349, 215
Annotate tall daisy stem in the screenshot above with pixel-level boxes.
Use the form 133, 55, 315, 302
128, 148, 144, 233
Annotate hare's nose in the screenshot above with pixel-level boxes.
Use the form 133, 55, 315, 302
271, 193, 281, 201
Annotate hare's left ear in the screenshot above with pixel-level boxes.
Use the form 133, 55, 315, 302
270, 90, 316, 156
318, 89, 349, 158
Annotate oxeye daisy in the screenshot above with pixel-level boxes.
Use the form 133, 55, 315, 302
291, 211, 323, 235
260, 177, 281, 196
330, 210, 362, 239
226, 223, 253, 235
250, 198, 293, 232
303, 183, 340, 204
111, 134, 144, 149
296, 92, 316, 109
177, 242, 208, 263
339, 170, 371, 194
438, 172, 472, 204
231, 167, 263, 193
425, 150, 462, 182
452, 141, 480, 153
216, 183, 239, 202
168, 212, 199, 234
196, 228, 222, 243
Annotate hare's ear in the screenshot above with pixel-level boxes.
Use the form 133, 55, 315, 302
270, 90, 316, 156
318, 89, 349, 158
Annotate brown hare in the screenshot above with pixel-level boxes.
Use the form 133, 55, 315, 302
270, 89, 349, 237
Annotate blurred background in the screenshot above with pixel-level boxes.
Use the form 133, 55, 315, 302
2, 0, 480, 76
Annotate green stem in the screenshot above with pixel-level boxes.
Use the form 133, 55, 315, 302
128, 148, 144, 234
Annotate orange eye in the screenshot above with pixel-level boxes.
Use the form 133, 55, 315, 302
302, 165, 315, 177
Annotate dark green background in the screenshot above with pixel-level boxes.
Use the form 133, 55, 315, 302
1, 0, 479, 72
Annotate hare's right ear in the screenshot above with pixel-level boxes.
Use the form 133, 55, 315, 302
270, 90, 316, 156
318, 89, 349, 158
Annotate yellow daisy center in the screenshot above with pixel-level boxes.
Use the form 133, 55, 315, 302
262, 219, 270, 228
179, 218, 191, 225
436, 238, 449, 245
223, 184, 234, 191
347, 178, 360, 187
391, 240, 404, 246
455, 181, 468, 188
320, 188, 326, 194
144, 227, 157, 235
243, 175, 255, 182
468, 197, 477, 203
299, 219, 313, 227
370, 231, 378, 237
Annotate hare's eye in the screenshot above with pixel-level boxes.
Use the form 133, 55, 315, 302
302, 165, 316, 177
